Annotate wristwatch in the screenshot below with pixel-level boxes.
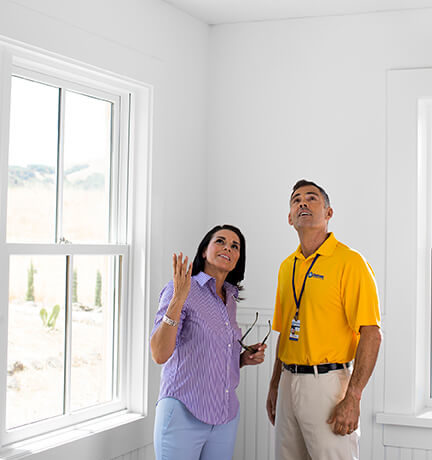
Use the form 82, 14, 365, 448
162, 314, 178, 327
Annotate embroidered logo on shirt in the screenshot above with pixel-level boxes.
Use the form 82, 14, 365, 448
308, 272, 324, 280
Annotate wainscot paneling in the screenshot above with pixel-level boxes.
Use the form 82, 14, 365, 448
235, 308, 276, 460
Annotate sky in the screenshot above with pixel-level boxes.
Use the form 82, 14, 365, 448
9, 76, 112, 172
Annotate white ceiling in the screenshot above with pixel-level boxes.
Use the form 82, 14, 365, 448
162, 0, 432, 25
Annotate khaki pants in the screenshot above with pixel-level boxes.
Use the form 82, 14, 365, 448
275, 367, 359, 460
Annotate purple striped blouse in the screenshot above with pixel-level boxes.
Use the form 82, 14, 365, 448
151, 271, 242, 425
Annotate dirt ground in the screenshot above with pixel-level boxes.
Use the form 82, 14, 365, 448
7, 301, 113, 429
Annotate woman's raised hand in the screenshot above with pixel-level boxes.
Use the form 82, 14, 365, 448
172, 253, 192, 303
150, 253, 192, 365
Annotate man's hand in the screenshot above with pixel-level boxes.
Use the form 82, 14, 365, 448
327, 325, 381, 435
327, 393, 360, 435
266, 386, 278, 426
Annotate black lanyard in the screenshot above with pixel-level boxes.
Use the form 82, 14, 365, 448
292, 254, 320, 320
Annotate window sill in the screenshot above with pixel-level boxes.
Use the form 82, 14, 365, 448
376, 410, 432, 429
0, 411, 146, 460
376, 410, 432, 450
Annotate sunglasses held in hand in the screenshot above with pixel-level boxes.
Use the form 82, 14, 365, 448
238, 312, 271, 353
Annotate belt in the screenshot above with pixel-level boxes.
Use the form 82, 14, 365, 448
283, 362, 351, 374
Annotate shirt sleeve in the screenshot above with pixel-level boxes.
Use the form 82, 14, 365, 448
150, 280, 187, 342
272, 265, 283, 333
341, 253, 381, 333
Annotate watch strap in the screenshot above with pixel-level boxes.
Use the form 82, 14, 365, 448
162, 314, 178, 327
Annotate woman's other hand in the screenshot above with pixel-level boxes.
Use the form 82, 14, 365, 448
240, 343, 266, 367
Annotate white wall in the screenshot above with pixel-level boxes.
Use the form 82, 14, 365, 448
0, 0, 209, 458
207, 8, 432, 459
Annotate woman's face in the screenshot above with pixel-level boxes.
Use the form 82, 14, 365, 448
203, 229, 241, 276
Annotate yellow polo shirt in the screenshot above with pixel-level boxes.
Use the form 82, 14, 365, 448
272, 233, 380, 365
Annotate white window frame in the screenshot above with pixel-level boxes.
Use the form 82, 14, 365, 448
376, 68, 432, 451
0, 39, 153, 451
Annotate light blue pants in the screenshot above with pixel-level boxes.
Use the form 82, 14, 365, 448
154, 397, 240, 460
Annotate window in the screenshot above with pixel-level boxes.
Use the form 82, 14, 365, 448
0, 44, 152, 447
376, 68, 432, 451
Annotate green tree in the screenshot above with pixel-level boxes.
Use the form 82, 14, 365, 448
26, 261, 36, 301
72, 269, 78, 303
95, 270, 102, 307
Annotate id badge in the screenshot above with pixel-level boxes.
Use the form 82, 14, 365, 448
289, 318, 300, 341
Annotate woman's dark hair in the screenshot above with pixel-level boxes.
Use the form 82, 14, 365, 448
192, 224, 246, 290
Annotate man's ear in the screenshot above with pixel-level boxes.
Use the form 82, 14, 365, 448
326, 207, 334, 220
288, 212, 293, 226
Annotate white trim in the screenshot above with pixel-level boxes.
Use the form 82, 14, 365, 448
377, 416, 432, 451
64, 256, 73, 415
0, 39, 153, 447
0, 48, 12, 444
115, 254, 125, 405
377, 410, 432, 429
109, 95, 119, 244
0, 411, 145, 460
115, 94, 131, 244
0, 246, 10, 441
56, 86, 65, 242
0, 48, 12, 244
382, 67, 432, 443
4, 401, 127, 446
125, 80, 153, 430
0, 34, 152, 97
12, 67, 121, 105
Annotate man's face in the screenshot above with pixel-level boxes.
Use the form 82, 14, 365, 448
288, 185, 333, 231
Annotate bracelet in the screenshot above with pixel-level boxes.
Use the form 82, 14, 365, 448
162, 314, 178, 327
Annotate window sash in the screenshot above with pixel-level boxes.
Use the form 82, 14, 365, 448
8, 69, 123, 245
1, 245, 129, 444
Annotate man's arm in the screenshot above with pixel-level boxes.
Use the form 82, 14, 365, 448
266, 335, 282, 425
327, 325, 382, 435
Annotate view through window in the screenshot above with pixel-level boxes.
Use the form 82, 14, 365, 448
5, 73, 127, 432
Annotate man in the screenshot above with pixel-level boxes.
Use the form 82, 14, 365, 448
266, 179, 381, 460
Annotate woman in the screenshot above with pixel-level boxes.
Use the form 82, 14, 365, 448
150, 224, 266, 460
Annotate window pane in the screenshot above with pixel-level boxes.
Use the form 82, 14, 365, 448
7, 77, 59, 243
63, 92, 112, 243
7, 256, 66, 428
70, 255, 118, 411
